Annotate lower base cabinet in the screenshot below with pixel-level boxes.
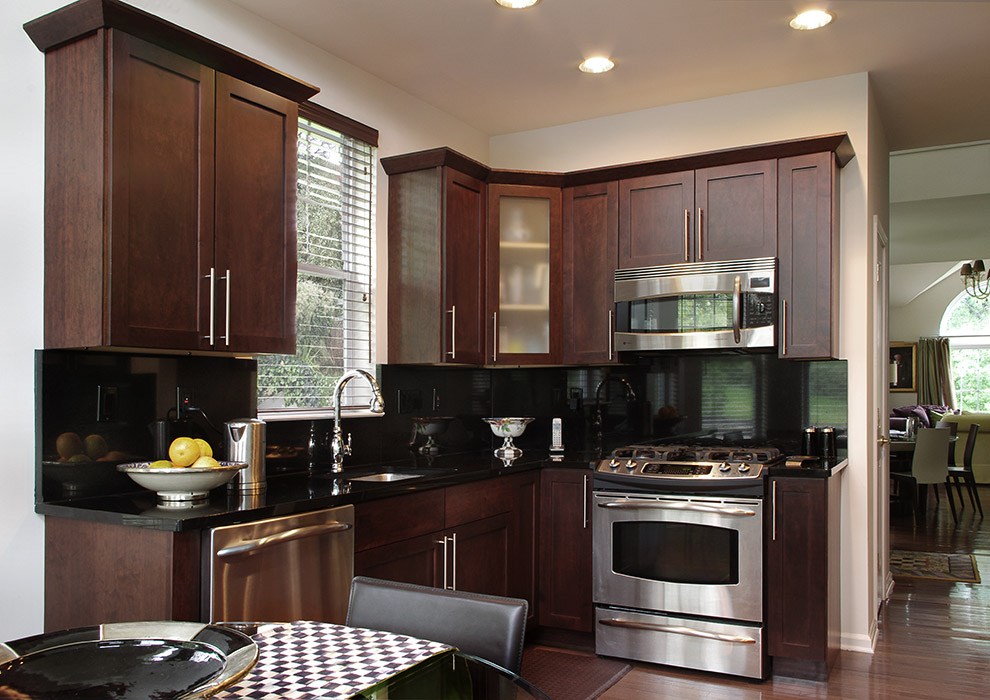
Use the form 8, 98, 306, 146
538, 468, 593, 632
44, 517, 200, 632
766, 472, 841, 680
354, 472, 537, 620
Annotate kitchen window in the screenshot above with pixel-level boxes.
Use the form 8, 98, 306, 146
257, 103, 378, 418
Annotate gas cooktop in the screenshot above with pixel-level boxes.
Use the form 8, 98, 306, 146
595, 443, 783, 481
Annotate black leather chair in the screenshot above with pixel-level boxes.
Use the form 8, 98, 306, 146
345, 576, 528, 673
947, 422, 983, 516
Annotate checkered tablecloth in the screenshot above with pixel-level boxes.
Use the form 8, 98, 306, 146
215, 620, 454, 699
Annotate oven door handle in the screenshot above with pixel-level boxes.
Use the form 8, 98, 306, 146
598, 617, 757, 645
596, 500, 757, 517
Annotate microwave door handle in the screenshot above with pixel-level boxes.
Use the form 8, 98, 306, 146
732, 275, 742, 344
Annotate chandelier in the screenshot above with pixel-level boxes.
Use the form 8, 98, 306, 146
961, 260, 990, 299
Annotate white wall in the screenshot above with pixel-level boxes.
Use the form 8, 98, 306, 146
491, 73, 882, 653
1, 0, 488, 638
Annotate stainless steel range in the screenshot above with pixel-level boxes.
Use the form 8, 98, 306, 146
592, 443, 782, 679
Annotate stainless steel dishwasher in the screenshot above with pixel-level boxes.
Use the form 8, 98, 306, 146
204, 504, 354, 624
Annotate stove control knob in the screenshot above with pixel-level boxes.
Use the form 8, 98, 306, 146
625, 460, 636, 471
718, 462, 731, 472
608, 458, 619, 470
738, 463, 751, 473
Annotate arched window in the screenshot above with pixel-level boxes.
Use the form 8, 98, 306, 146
939, 291, 990, 411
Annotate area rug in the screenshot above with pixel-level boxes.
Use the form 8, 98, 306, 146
521, 647, 631, 700
890, 549, 981, 583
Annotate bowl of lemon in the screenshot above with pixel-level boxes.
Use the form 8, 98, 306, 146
118, 438, 246, 506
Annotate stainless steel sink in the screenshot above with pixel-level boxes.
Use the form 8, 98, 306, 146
348, 472, 425, 483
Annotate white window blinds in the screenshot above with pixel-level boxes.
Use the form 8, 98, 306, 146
257, 106, 377, 417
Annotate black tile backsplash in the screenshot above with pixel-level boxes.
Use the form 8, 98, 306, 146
38, 349, 846, 502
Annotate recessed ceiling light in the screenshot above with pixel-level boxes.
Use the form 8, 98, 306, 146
493, 0, 542, 8
579, 56, 615, 74
789, 9, 834, 30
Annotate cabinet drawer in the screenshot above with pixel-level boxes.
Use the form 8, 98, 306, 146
354, 489, 445, 551
444, 476, 515, 527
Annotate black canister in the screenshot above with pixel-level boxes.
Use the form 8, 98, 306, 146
819, 426, 837, 462
802, 426, 820, 456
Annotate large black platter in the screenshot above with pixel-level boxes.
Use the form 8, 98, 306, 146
0, 622, 258, 700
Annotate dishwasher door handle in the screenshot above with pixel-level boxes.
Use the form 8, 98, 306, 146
216, 521, 352, 557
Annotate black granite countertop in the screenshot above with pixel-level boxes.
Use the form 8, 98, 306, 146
766, 454, 849, 479
35, 450, 597, 532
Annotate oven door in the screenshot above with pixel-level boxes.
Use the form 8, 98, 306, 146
593, 491, 763, 623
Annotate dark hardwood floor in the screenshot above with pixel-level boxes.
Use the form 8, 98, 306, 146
582, 485, 990, 699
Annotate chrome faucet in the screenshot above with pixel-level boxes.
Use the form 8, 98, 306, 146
330, 369, 385, 473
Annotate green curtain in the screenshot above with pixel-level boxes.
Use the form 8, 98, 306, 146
917, 336, 956, 408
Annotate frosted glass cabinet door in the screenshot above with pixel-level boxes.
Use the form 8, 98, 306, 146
488, 184, 561, 364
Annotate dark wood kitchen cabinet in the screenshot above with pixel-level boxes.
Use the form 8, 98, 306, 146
766, 472, 841, 680
28, 3, 315, 354
385, 159, 487, 364
354, 473, 537, 618
44, 517, 200, 632
778, 152, 840, 359
618, 160, 776, 268
538, 468, 593, 632
563, 182, 619, 365
488, 184, 563, 365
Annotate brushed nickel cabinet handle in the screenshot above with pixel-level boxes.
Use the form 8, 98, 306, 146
205, 267, 215, 346
781, 300, 788, 355
436, 537, 449, 589
492, 312, 498, 363
451, 532, 458, 590
608, 309, 614, 361
683, 208, 690, 262
447, 306, 456, 359
583, 474, 589, 529
697, 207, 704, 261
772, 480, 777, 541
222, 269, 231, 346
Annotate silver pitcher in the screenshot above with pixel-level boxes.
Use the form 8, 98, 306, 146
225, 418, 267, 493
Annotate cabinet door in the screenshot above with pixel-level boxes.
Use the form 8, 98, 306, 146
487, 184, 562, 365
107, 32, 215, 350
696, 160, 776, 261
354, 532, 444, 588
618, 171, 694, 267
778, 152, 838, 359
214, 74, 297, 354
767, 477, 827, 662
538, 469, 593, 632
444, 168, 487, 365
449, 513, 512, 597
563, 182, 619, 364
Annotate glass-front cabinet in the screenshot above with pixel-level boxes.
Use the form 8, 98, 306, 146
487, 184, 562, 365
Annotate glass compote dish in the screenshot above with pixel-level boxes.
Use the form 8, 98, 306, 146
483, 417, 534, 460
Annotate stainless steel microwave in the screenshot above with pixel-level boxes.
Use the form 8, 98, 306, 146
613, 257, 776, 351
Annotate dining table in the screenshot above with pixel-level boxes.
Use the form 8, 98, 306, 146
215, 620, 552, 700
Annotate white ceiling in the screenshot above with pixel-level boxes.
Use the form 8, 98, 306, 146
227, 0, 990, 305
229, 0, 990, 150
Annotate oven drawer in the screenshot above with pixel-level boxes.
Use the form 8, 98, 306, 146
595, 607, 766, 679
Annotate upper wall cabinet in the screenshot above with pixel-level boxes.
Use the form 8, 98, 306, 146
778, 152, 840, 360
26, 0, 317, 354
385, 160, 487, 365
488, 184, 562, 365
618, 160, 777, 268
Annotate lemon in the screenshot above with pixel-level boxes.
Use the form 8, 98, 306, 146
168, 437, 200, 467
149, 459, 174, 469
191, 455, 220, 469
194, 438, 213, 458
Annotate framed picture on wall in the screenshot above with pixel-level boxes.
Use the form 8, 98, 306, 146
889, 342, 917, 392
